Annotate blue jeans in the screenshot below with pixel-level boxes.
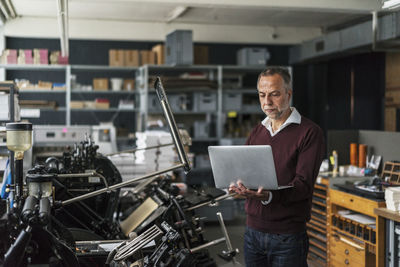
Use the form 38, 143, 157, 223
244, 226, 309, 267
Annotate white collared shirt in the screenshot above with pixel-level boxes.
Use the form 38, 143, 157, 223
261, 107, 301, 136
260, 107, 301, 205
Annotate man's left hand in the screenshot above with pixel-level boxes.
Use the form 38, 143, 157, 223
229, 181, 270, 200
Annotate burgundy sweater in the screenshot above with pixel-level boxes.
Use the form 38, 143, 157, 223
245, 116, 325, 234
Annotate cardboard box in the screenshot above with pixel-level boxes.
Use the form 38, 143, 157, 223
386, 89, 400, 107
70, 101, 85, 109
84, 101, 96, 109
109, 49, 125, 66
386, 53, 400, 89
385, 107, 400, 131
152, 44, 165, 65
140, 50, 156, 65
194, 45, 209, 65
123, 79, 135, 91
93, 78, 109, 91
125, 50, 139, 66
95, 98, 110, 109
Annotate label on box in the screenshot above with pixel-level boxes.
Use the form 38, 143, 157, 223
21, 108, 40, 118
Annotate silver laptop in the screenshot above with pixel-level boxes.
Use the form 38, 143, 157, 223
208, 145, 293, 190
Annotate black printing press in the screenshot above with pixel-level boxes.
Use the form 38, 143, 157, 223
0, 77, 237, 267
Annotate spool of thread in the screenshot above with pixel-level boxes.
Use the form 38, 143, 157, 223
350, 143, 358, 166
358, 144, 367, 168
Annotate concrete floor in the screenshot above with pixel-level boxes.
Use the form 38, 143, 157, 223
202, 214, 324, 267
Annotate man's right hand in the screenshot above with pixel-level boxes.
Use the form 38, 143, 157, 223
229, 181, 270, 200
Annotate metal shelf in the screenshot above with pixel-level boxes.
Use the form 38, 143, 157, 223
19, 89, 66, 93
70, 65, 138, 71
223, 89, 257, 94
192, 137, 219, 142
148, 111, 213, 115
71, 90, 137, 94
70, 108, 137, 112
0, 64, 67, 70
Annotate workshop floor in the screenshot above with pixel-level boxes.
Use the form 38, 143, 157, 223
202, 214, 322, 267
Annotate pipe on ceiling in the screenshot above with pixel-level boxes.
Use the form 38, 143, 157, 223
57, 0, 69, 57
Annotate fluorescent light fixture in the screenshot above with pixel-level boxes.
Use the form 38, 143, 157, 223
382, 0, 400, 9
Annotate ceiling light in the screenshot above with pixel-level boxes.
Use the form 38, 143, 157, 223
382, 0, 400, 9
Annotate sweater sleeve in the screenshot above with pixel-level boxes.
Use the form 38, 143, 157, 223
271, 126, 325, 204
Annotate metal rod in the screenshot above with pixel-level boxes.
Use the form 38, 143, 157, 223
372, 11, 378, 51
106, 142, 174, 157
56, 171, 109, 191
185, 193, 237, 211
61, 164, 184, 206
154, 77, 190, 173
217, 212, 236, 263
190, 237, 225, 253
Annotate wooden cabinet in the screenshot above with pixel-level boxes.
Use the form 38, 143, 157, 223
307, 176, 329, 266
328, 188, 386, 267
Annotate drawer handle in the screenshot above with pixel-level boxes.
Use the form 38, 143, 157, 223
332, 234, 365, 251
345, 259, 349, 265
350, 199, 354, 202
345, 249, 349, 255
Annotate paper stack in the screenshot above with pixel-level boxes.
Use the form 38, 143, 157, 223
109, 131, 176, 181
135, 131, 174, 174
385, 187, 400, 211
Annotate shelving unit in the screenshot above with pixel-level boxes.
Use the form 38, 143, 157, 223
1, 63, 288, 143
0, 64, 138, 134
307, 176, 329, 266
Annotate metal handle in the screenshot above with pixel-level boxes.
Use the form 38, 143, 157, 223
154, 77, 190, 173
345, 249, 349, 255
345, 259, 349, 265
333, 234, 364, 251
216, 212, 237, 263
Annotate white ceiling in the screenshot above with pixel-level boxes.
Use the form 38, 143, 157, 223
5, 0, 384, 44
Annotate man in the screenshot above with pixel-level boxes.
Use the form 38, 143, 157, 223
229, 67, 325, 267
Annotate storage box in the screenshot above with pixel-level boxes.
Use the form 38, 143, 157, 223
95, 98, 110, 109
124, 50, 139, 66
152, 44, 165, 65
109, 49, 125, 66
237, 47, 270, 66
123, 79, 135, 91
166, 30, 193, 65
386, 90, 400, 106
194, 45, 209, 65
193, 92, 217, 112
33, 49, 48, 65
84, 101, 96, 109
193, 121, 209, 138
148, 94, 161, 112
140, 50, 156, 65
70, 101, 85, 109
385, 107, 400, 131
168, 93, 192, 111
93, 78, 109, 91
223, 93, 242, 111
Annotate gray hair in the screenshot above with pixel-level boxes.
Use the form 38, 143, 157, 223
257, 67, 292, 92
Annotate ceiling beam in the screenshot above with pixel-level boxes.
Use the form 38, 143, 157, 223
77, 0, 383, 13
4, 16, 322, 44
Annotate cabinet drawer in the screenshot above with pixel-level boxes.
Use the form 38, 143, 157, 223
329, 189, 378, 216
329, 235, 365, 265
330, 257, 364, 267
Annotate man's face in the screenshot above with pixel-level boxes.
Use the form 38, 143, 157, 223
257, 74, 292, 120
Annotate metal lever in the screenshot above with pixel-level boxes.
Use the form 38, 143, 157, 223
217, 212, 238, 264
154, 77, 190, 173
